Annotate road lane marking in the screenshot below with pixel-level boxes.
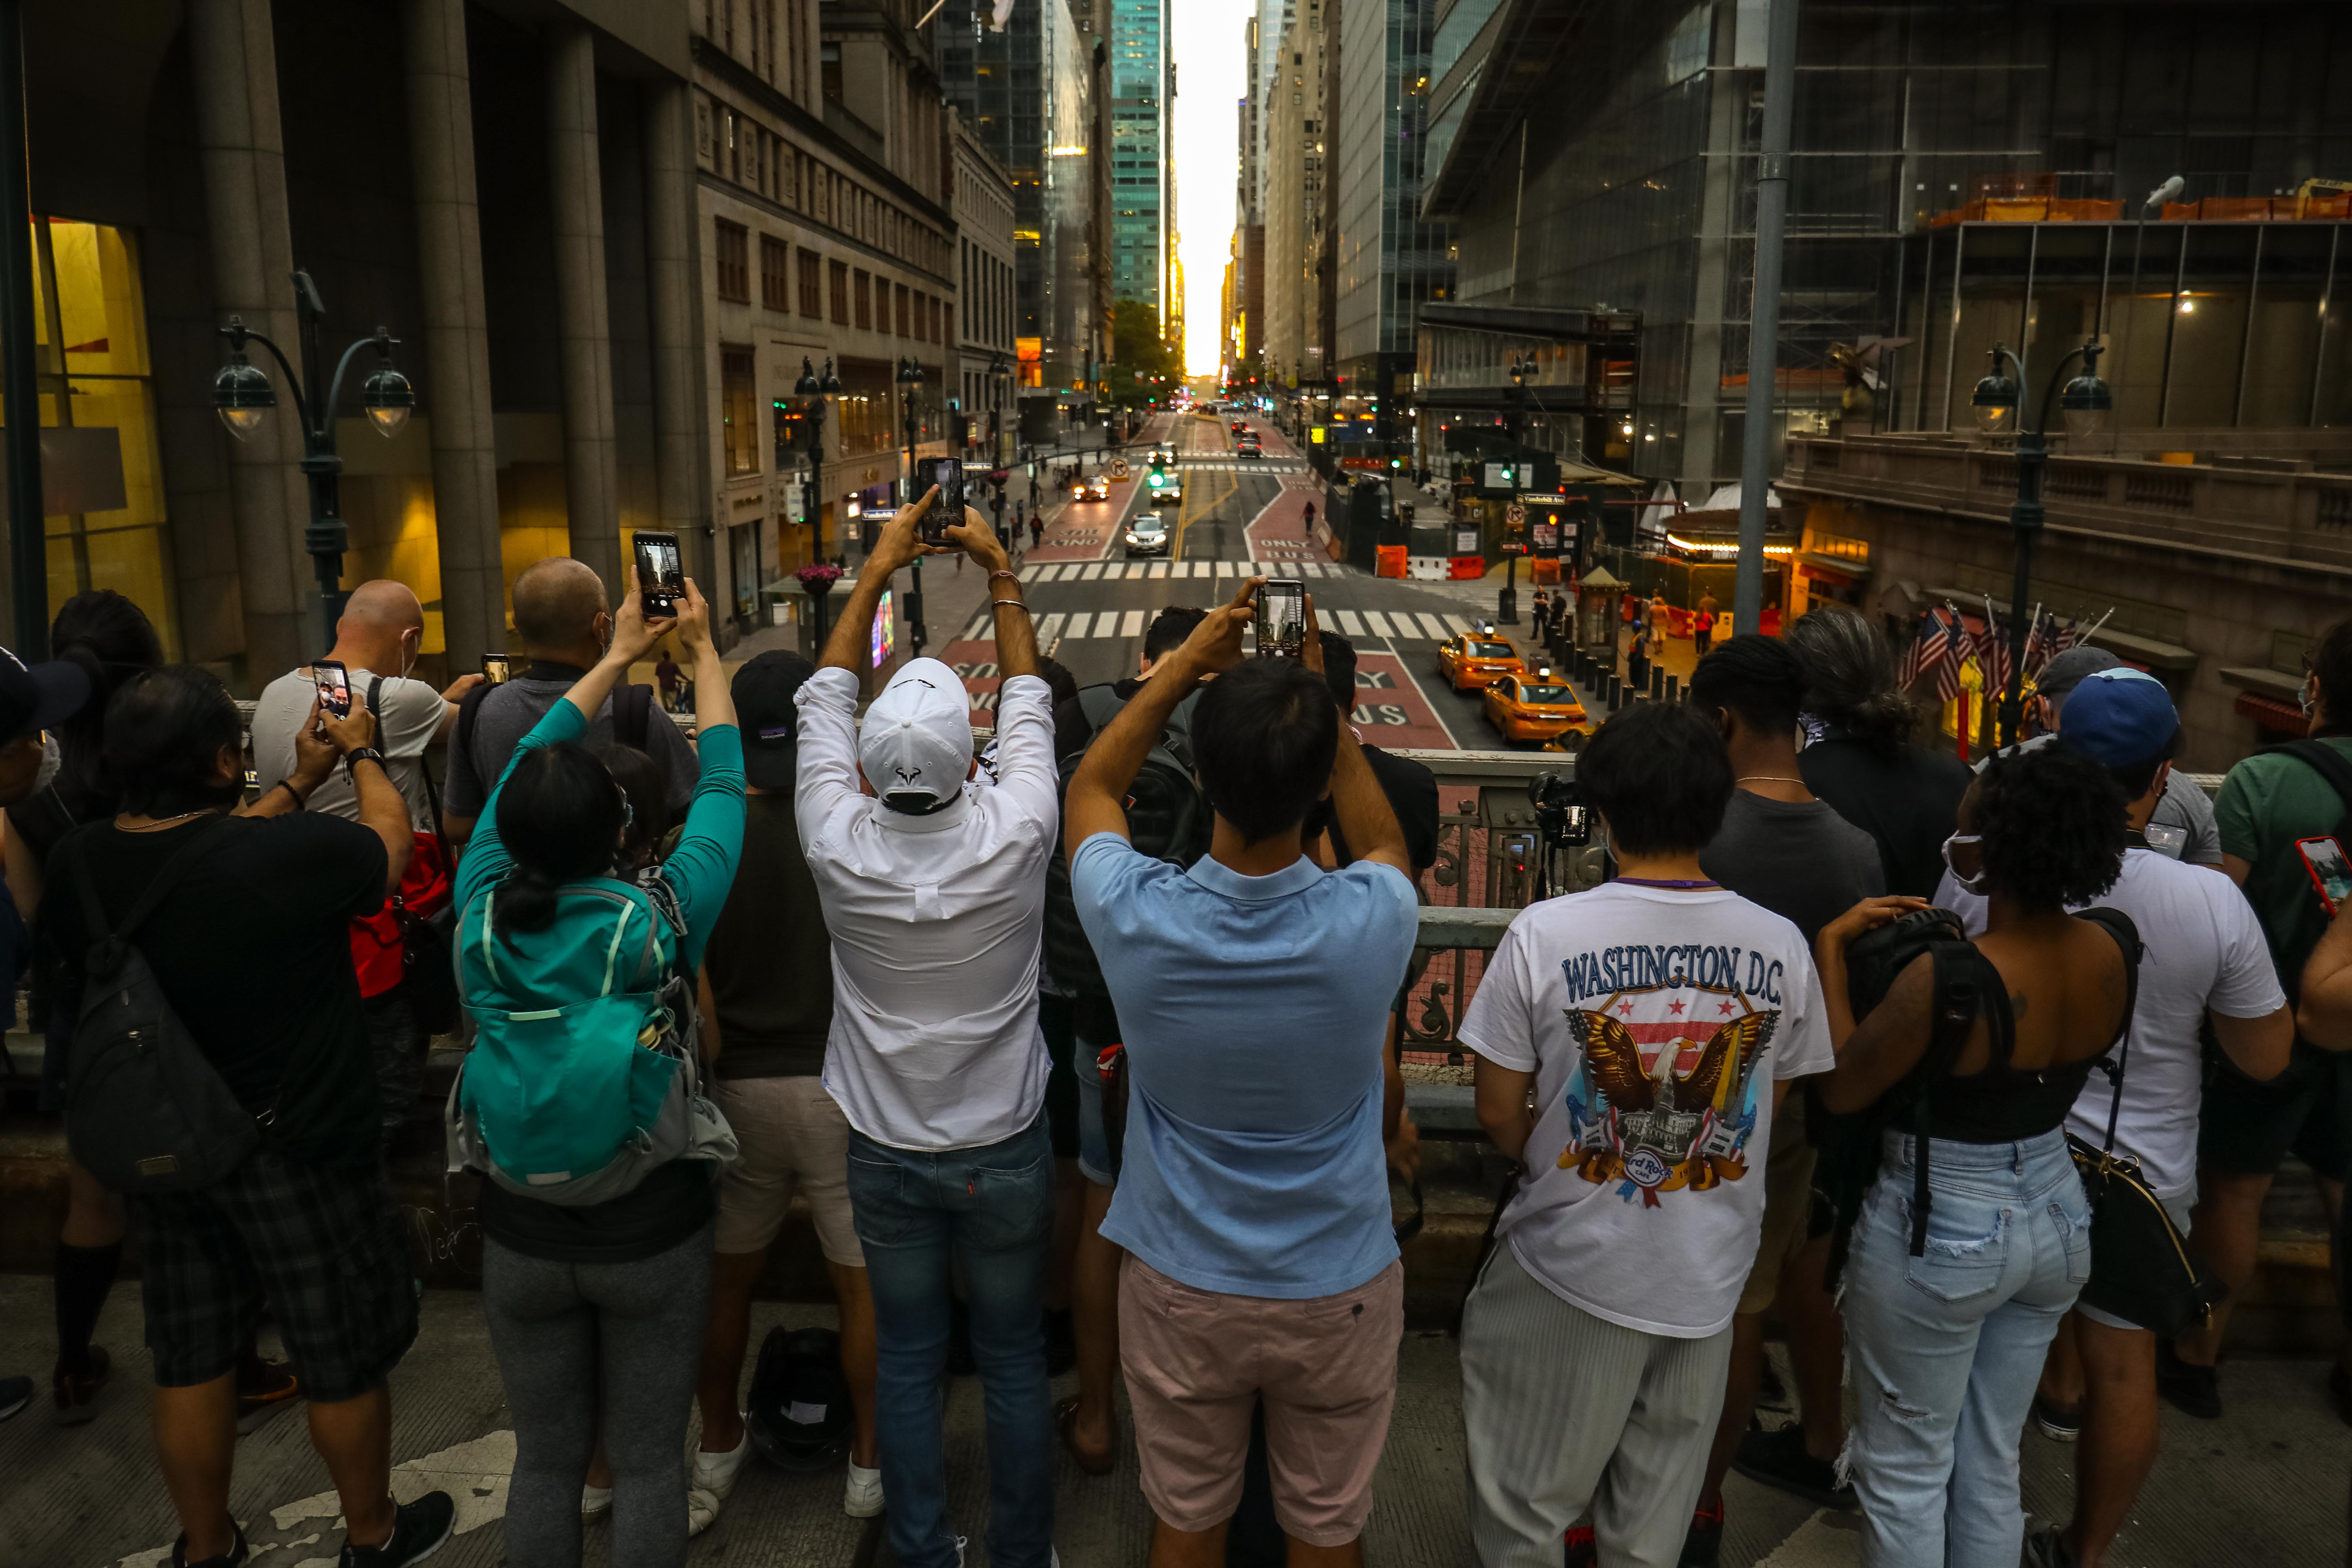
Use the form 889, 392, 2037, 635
1065, 612, 1093, 638
1335, 609, 1366, 637
1443, 614, 1472, 635
1036, 612, 1064, 642
1362, 610, 1396, 640
1415, 613, 1453, 641
1120, 610, 1144, 637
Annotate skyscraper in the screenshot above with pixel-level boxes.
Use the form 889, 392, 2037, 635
1108, 0, 1175, 327
1334, 0, 1452, 410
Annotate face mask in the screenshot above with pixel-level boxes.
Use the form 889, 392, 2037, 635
33, 731, 58, 795
1942, 831, 1991, 895
398, 636, 419, 682
2302, 677, 2318, 718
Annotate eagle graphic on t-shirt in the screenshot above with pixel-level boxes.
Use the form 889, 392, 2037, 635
1560, 985, 1777, 1208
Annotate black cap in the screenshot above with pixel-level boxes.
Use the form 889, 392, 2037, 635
0, 647, 90, 744
733, 650, 817, 789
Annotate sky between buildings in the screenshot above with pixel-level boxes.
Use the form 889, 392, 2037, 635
1171, 0, 1250, 375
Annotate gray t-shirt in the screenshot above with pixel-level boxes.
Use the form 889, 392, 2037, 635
443, 668, 700, 818
1699, 790, 1887, 948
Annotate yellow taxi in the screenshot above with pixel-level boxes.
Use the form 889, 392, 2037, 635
1483, 670, 1589, 746
1437, 631, 1526, 692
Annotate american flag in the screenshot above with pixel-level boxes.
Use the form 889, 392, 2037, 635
1896, 610, 1947, 692
1933, 609, 1965, 703
1976, 595, 2013, 698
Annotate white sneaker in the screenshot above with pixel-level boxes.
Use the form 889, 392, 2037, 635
844, 1460, 885, 1518
691, 1424, 755, 1501
580, 1483, 612, 1523
687, 1484, 722, 1538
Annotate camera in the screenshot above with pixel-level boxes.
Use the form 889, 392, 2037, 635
1530, 769, 1589, 848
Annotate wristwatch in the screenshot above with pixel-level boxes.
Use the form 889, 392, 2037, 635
343, 746, 387, 778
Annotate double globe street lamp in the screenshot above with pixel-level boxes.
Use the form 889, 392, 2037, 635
793, 355, 843, 568
212, 269, 414, 650
1970, 338, 2113, 746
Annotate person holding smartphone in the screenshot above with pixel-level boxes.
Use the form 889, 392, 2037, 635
793, 487, 1061, 1568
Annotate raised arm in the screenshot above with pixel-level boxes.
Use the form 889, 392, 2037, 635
1065, 579, 1252, 857
822, 487, 937, 673
1302, 596, 1409, 878
661, 580, 747, 956
945, 506, 1035, 680
564, 588, 672, 726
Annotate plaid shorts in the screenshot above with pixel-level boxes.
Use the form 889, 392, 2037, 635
134, 1145, 418, 1402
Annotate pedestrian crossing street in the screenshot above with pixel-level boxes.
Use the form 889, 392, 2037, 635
954, 582, 1478, 646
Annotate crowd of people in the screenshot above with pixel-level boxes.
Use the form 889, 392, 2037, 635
2, 479, 2349, 1568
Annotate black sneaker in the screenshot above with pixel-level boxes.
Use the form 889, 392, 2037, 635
172, 1526, 249, 1567
0, 1374, 30, 1422
1678, 1498, 1724, 1566
2155, 1341, 2221, 1421
338, 1492, 455, 1568
2021, 1523, 2078, 1568
2031, 1392, 2081, 1443
1731, 1423, 1853, 1510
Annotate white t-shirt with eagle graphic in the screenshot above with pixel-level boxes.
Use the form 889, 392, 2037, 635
1460, 881, 1835, 1337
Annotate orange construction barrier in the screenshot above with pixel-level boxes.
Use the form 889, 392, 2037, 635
1375, 544, 1408, 579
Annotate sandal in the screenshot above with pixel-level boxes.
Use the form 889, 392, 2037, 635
1053, 1395, 1116, 1476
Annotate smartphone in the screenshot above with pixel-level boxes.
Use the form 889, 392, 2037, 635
314, 659, 351, 718
1255, 579, 1306, 659
482, 654, 510, 686
2300, 836, 2352, 916
915, 457, 965, 543
633, 530, 684, 615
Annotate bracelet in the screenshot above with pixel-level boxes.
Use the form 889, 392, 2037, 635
988, 569, 1021, 585
274, 778, 309, 810
991, 599, 1031, 612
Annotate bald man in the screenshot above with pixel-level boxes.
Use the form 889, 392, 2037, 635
440, 555, 698, 842
249, 579, 483, 1146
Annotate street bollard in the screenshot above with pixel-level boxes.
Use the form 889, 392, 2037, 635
1665, 673, 1680, 703
1652, 665, 1665, 700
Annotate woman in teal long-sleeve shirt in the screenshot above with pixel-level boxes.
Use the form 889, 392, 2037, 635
455, 579, 746, 1568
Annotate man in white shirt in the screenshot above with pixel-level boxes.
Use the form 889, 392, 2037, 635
249, 579, 478, 1147
795, 489, 1058, 1568
1931, 670, 2291, 1568
1459, 701, 1834, 1568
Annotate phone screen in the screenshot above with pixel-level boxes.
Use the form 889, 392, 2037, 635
314, 660, 351, 718
1255, 580, 1306, 659
633, 531, 684, 615
917, 458, 965, 542
2301, 836, 2352, 915
482, 655, 510, 686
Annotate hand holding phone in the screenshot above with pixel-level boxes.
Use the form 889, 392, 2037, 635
633, 531, 685, 616
314, 659, 351, 719
1254, 579, 1306, 659
915, 458, 965, 543
2300, 836, 2352, 916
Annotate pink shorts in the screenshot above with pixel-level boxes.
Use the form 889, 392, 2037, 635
1118, 1256, 1404, 1546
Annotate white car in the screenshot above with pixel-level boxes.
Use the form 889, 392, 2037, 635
1125, 516, 1171, 556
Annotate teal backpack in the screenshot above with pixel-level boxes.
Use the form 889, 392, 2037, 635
444, 874, 737, 1205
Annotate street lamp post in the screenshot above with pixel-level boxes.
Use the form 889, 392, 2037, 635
1970, 338, 2113, 746
897, 355, 927, 655
793, 355, 842, 570
213, 269, 414, 651
1497, 351, 1533, 627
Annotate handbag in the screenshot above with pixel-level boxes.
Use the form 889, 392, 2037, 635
2065, 909, 2226, 1334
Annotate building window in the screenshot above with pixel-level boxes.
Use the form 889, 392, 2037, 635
715, 219, 749, 302
930, 295, 943, 343
913, 290, 927, 341
855, 269, 872, 330
798, 249, 821, 317
723, 108, 738, 182
721, 347, 758, 476
829, 259, 849, 324
943, 301, 953, 345
895, 284, 910, 338
761, 235, 790, 311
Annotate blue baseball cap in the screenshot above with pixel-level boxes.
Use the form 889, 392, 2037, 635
2057, 666, 2179, 768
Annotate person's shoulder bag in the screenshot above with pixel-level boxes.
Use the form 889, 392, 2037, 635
444, 868, 736, 1205
348, 676, 460, 1035
63, 816, 270, 1191
2065, 904, 2228, 1335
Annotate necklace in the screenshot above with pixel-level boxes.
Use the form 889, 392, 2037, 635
117, 807, 221, 832
1736, 776, 1807, 785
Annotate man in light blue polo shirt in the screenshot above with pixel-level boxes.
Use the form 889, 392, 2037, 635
1065, 580, 1418, 1568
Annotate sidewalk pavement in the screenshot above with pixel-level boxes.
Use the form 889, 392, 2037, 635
5, 1272, 2344, 1568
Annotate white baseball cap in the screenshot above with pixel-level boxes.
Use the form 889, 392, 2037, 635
858, 657, 973, 812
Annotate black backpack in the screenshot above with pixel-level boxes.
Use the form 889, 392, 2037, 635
745, 1325, 854, 1471
1040, 685, 1212, 1000
62, 816, 269, 1192
456, 677, 655, 775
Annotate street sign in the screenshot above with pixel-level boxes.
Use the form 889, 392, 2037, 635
1506, 502, 1527, 526
1110, 458, 1129, 478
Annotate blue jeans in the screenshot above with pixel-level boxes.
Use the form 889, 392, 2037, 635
1844, 1130, 2090, 1568
847, 1115, 1055, 1568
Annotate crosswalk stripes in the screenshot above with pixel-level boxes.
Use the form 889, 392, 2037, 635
1035, 612, 1064, 643
1361, 610, 1396, 640
1119, 609, 1145, 638
1333, 609, 1366, 637
955, 596, 1459, 646
1065, 611, 1093, 639
1442, 614, 1472, 636
1018, 559, 1350, 583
